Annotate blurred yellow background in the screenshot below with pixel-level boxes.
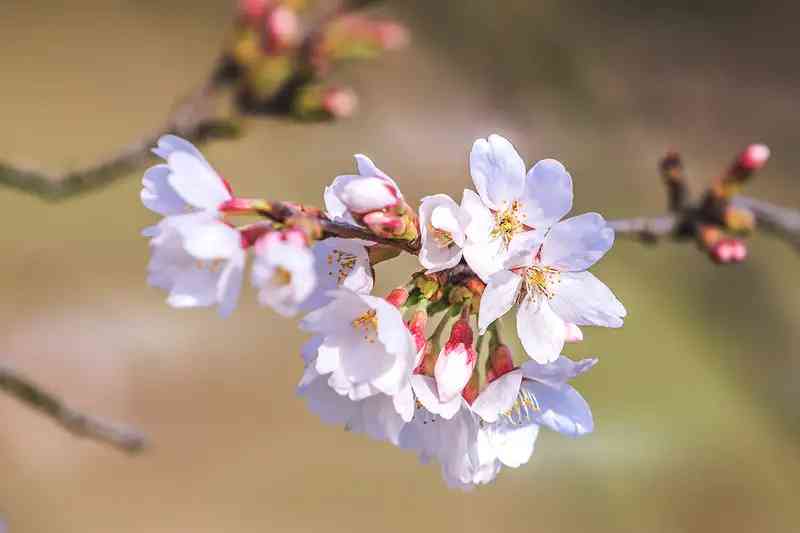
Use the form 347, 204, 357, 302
1, 1, 799, 532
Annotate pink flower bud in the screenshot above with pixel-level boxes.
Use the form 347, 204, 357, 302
434, 319, 477, 402
406, 310, 428, 352
322, 87, 358, 119
565, 322, 584, 343
739, 144, 770, 172
386, 287, 409, 308
375, 22, 410, 50
488, 344, 514, 381
339, 177, 399, 214
363, 211, 406, 237
265, 6, 300, 52
710, 238, 747, 264
414, 340, 436, 377
239, 0, 270, 24
461, 372, 480, 405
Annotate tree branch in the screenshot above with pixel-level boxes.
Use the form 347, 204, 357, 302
731, 196, 800, 252
0, 364, 147, 454
607, 214, 679, 242
0, 79, 238, 201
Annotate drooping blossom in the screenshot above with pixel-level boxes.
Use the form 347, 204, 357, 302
300, 290, 417, 420
146, 212, 245, 317
462, 134, 573, 282
479, 212, 625, 363
418, 193, 471, 273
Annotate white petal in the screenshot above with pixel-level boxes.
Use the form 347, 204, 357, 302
470, 134, 526, 210
216, 249, 244, 318
516, 297, 565, 364
166, 151, 231, 211
520, 159, 573, 228
141, 164, 186, 215
486, 422, 539, 468
522, 381, 594, 437
302, 238, 373, 311
463, 239, 506, 284
478, 270, 523, 334
152, 135, 207, 162
470, 370, 523, 423
550, 271, 626, 327
541, 213, 615, 272
314, 340, 341, 374
520, 356, 598, 388
434, 344, 474, 403
410, 375, 463, 420
354, 153, 392, 182
167, 269, 219, 308
338, 176, 398, 213
182, 222, 241, 260
504, 229, 545, 269
393, 381, 415, 422
461, 189, 495, 244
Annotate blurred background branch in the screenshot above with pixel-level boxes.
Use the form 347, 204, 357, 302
0, 0, 406, 201
0, 364, 147, 454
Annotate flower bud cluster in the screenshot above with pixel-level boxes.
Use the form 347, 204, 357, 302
227, 0, 408, 120
140, 133, 624, 489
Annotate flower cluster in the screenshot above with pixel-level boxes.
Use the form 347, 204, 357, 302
227, 0, 408, 119
141, 133, 626, 489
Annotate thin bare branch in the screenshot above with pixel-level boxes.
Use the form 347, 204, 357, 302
0, 364, 147, 454
607, 215, 679, 242
732, 195, 800, 252
0, 80, 237, 201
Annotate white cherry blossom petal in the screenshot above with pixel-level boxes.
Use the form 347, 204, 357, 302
549, 271, 626, 328
470, 134, 526, 210
541, 213, 615, 272
521, 380, 594, 437
166, 151, 231, 211
520, 159, 573, 228
520, 356, 598, 389
141, 164, 186, 215
470, 370, 523, 423
478, 270, 523, 334
516, 297, 565, 364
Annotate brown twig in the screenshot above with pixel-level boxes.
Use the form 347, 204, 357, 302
731, 196, 800, 252
0, 364, 147, 454
0, 76, 239, 201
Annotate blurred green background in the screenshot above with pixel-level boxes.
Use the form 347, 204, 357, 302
1, 1, 799, 531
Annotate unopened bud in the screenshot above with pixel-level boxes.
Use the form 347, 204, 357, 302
434, 318, 477, 402
414, 340, 437, 376
461, 372, 480, 405
362, 210, 407, 237
375, 22, 410, 50
265, 6, 301, 53
239, 0, 270, 24
710, 238, 747, 264
464, 277, 485, 298
723, 206, 756, 234
406, 310, 428, 352
339, 177, 399, 214
739, 144, 770, 172
564, 322, 584, 343
322, 87, 358, 119
489, 344, 514, 381
414, 275, 439, 300
448, 286, 473, 306
386, 287, 409, 308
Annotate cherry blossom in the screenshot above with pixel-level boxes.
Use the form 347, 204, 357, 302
418, 193, 471, 273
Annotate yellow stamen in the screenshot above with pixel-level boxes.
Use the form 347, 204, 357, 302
271, 267, 292, 287
351, 309, 379, 343
491, 200, 526, 247
524, 265, 560, 299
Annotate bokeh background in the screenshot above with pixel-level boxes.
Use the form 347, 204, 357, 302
2, 1, 800, 531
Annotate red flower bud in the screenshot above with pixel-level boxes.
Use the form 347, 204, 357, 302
386, 287, 409, 308
489, 344, 514, 381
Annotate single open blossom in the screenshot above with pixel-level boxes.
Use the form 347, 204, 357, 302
252, 238, 316, 318
300, 290, 416, 420
479, 212, 625, 363
146, 212, 245, 317
419, 193, 471, 273
141, 135, 232, 217
462, 134, 574, 282
298, 338, 407, 444
300, 237, 373, 311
